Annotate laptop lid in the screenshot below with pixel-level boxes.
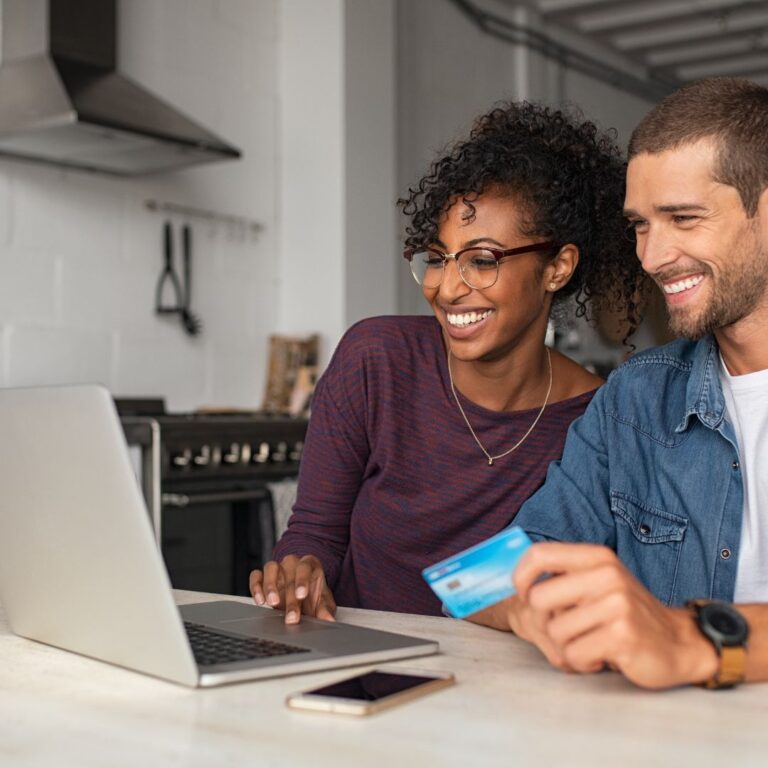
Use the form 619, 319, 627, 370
0, 385, 438, 687
0, 385, 199, 686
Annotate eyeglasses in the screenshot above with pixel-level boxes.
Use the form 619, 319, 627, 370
403, 242, 557, 290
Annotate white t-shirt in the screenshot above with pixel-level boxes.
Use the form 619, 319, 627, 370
719, 356, 768, 603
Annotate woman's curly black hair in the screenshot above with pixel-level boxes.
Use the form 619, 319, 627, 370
398, 101, 647, 336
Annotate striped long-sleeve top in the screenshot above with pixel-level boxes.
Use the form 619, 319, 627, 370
273, 315, 596, 616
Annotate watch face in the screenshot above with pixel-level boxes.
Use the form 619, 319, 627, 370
700, 602, 749, 645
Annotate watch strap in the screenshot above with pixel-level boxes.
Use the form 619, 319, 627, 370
701, 645, 746, 689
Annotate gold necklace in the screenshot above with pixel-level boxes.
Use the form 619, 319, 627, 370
447, 347, 553, 466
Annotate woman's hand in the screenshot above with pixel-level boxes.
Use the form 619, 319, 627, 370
249, 554, 337, 624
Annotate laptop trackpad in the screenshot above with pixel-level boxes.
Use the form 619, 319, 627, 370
221, 615, 336, 639
178, 600, 336, 639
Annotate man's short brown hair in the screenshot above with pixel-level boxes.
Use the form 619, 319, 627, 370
628, 77, 768, 215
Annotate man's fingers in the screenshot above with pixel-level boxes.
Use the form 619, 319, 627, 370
526, 562, 628, 616
514, 542, 618, 600
545, 590, 628, 649
538, 639, 573, 672
559, 625, 617, 675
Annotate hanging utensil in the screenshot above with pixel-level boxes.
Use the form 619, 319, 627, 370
155, 221, 184, 316
180, 224, 203, 336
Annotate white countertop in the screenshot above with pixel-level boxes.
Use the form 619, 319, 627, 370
2, 590, 767, 767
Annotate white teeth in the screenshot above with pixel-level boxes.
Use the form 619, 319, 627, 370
447, 310, 492, 327
663, 275, 704, 294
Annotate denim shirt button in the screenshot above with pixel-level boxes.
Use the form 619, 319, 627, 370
720, 548, 732, 560
639, 524, 651, 535
732, 461, 740, 470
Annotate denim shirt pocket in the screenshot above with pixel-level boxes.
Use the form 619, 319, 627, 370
609, 491, 688, 606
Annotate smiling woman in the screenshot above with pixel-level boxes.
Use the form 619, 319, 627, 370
251, 102, 645, 621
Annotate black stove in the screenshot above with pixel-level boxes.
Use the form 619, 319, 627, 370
117, 398, 307, 480
117, 398, 308, 596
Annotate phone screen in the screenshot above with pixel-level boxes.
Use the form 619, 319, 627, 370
303, 671, 438, 702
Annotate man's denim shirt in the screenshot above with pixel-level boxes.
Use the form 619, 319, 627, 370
514, 336, 743, 606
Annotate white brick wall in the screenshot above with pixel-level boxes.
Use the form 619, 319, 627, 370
0, 0, 281, 411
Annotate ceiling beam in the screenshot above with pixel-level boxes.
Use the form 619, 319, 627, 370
677, 52, 768, 79
573, 0, 755, 34
536, 0, 623, 14
645, 32, 767, 67
612, 7, 768, 51
447, 0, 676, 101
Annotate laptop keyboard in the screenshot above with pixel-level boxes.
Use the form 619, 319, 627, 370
184, 621, 311, 667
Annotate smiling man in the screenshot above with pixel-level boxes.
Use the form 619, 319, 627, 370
472, 77, 768, 689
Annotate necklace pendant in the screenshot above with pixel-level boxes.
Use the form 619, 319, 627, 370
447, 346, 552, 470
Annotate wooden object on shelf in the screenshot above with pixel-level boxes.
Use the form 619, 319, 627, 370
261, 334, 319, 415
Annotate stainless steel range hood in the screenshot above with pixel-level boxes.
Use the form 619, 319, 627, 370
0, 0, 241, 176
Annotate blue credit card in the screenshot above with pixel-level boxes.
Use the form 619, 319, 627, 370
422, 527, 533, 619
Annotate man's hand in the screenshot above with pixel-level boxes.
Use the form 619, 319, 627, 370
249, 554, 337, 625
469, 597, 575, 671
506, 542, 719, 689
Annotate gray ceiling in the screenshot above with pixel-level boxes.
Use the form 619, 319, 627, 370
515, 0, 768, 86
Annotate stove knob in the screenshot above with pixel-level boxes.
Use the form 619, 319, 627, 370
251, 442, 270, 464
240, 443, 252, 464
222, 443, 241, 464
193, 445, 211, 467
288, 441, 304, 462
171, 448, 192, 469
271, 440, 288, 463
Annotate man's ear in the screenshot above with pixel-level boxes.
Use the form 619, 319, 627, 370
757, 186, 768, 215
545, 244, 579, 292
756, 186, 768, 242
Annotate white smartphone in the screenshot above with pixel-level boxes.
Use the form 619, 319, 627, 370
285, 668, 455, 716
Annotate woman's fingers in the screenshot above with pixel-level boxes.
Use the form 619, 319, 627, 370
293, 559, 315, 601
310, 571, 337, 621
250, 561, 286, 606
315, 596, 337, 622
283, 580, 301, 624
282, 556, 328, 624
249, 568, 266, 605
262, 559, 288, 607
276, 556, 301, 622
250, 555, 335, 624
262, 561, 282, 607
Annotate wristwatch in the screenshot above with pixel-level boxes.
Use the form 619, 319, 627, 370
687, 599, 750, 689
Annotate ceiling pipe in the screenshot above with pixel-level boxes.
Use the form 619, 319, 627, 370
446, 0, 679, 103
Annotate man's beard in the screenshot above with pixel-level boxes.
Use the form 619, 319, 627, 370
661, 239, 768, 340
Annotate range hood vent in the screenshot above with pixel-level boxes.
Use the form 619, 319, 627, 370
0, 0, 241, 176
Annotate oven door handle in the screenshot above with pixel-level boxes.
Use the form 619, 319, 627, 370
162, 490, 271, 507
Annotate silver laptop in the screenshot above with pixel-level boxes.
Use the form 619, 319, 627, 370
0, 385, 438, 687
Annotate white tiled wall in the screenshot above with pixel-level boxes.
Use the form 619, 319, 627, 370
0, 0, 400, 410
0, 0, 281, 411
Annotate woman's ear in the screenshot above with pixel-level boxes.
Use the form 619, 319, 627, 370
545, 244, 579, 292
